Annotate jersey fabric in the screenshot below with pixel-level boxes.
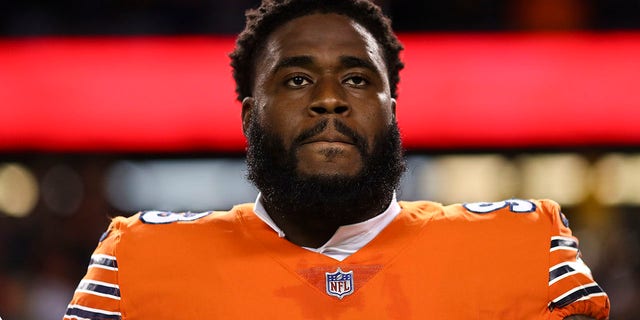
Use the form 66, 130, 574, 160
64, 199, 610, 319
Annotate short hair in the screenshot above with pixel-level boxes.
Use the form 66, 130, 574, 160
229, 0, 404, 102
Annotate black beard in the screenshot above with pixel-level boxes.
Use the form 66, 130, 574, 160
246, 116, 406, 229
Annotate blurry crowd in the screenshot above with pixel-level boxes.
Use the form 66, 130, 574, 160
1, 0, 639, 319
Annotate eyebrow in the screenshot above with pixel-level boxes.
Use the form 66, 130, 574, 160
273, 55, 314, 74
272, 55, 379, 74
339, 56, 378, 73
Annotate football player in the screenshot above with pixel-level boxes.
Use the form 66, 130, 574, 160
64, 0, 610, 319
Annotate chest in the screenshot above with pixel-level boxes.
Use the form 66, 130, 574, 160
115, 222, 551, 319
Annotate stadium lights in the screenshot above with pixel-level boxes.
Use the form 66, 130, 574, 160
0, 163, 39, 218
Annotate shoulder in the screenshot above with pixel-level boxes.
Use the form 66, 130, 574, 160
399, 197, 559, 215
107, 203, 255, 236
97, 203, 256, 264
400, 198, 570, 237
451, 198, 566, 226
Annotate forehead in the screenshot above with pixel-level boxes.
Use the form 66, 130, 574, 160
260, 13, 386, 72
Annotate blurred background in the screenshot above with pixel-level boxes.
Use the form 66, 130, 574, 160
1, 0, 639, 319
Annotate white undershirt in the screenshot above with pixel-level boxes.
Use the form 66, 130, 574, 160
252, 192, 401, 261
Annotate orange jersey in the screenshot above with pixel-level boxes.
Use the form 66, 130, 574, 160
64, 199, 610, 319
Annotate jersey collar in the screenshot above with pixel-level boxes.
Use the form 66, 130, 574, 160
252, 192, 401, 261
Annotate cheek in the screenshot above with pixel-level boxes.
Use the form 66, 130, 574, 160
358, 110, 393, 152
257, 105, 302, 149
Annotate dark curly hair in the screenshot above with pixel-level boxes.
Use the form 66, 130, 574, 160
229, 0, 404, 102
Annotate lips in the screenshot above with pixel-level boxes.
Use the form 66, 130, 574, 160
301, 132, 355, 145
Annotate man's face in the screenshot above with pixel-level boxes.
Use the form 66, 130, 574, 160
243, 13, 396, 178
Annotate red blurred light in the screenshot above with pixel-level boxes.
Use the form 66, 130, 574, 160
1, 33, 639, 152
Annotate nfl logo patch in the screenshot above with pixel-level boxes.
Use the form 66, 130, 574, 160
325, 267, 354, 299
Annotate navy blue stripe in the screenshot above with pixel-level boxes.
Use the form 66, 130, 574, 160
549, 264, 575, 282
65, 306, 121, 320
99, 230, 111, 242
549, 284, 604, 310
79, 282, 120, 297
91, 256, 118, 269
550, 238, 578, 250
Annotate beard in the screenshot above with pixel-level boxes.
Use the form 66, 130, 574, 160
246, 116, 406, 227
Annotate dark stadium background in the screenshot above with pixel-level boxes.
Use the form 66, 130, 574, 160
1, 0, 639, 318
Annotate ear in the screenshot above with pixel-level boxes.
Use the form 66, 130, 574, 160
241, 97, 255, 137
390, 98, 397, 116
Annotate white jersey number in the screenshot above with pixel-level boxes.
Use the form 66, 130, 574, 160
140, 211, 211, 224
463, 199, 536, 214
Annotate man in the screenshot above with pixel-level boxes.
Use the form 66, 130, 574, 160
64, 0, 610, 319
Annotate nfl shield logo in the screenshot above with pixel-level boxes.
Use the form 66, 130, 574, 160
325, 267, 354, 299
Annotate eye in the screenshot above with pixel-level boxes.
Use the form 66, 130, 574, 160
285, 75, 311, 88
344, 76, 368, 88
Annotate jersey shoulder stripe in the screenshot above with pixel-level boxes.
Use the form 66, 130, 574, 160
550, 236, 579, 252
549, 263, 578, 285
89, 254, 118, 271
549, 283, 606, 310
77, 279, 121, 300
65, 221, 122, 319
64, 304, 122, 320
542, 200, 610, 318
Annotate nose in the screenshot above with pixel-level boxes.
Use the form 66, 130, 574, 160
308, 78, 350, 116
